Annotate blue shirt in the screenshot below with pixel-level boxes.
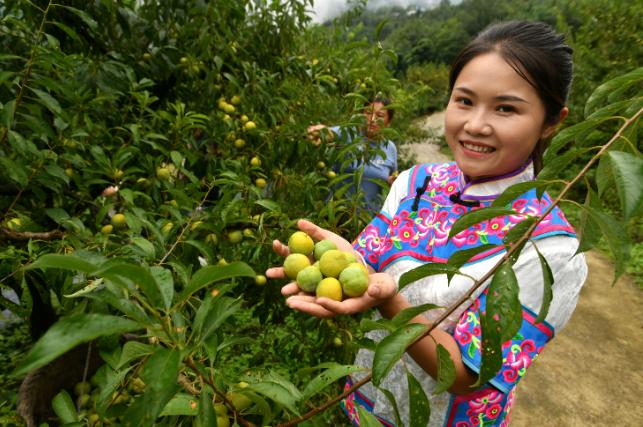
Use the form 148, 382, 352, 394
330, 126, 398, 212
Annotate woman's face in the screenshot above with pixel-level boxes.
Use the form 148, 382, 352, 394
445, 52, 556, 180
364, 102, 390, 138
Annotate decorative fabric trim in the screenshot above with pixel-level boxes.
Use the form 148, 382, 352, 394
454, 289, 554, 394
444, 386, 515, 427
341, 376, 396, 427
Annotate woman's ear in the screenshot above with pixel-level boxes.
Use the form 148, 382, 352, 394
542, 107, 569, 139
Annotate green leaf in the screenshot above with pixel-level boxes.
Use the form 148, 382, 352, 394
250, 376, 301, 415
301, 364, 366, 401
399, 263, 462, 291
95, 262, 165, 310
59, 5, 99, 31
357, 406, 385, 427
448, 207, 516, 239
407, 370, 430, 427
28, 254, 98, 274
160, 393, 199, 416
583, 206, 631, 284
124, 348, 182, 424
545, 117, 612, 159
491, 181, 548, 208
486, 263, 522, 343
15, 314, 139, 375
608, 151, 643, 221
116, 341, 155, 369
576, 189, 603, 253
45, 208, 70, 224
197, 387, 216, 426
372, 323, 428, 386
130, 237, 156, 259
52, 390, 78, 424
375, 19, 389, 40
0, 157, 28, 186
502, 216, 538, 249
177, 262, 255, 304
447, 244, 500, 270
197, 296, 242, 343
585, 67, 643, 117
533, 245, 554, 324
63, 278, 104, 298
434, 344, 456, 395
150, 266, 174, 312
391, 303, 441, 328
255, 199, 281, 212
596, 151, 613, 198
379, 387, 403, 427
539, 147, 595, 181
31, 88, 61, 115
473, 310, 503, 388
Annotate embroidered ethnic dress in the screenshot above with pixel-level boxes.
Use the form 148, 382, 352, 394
341, 162, 587, 427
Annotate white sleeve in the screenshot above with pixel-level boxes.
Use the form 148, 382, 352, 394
380, 167, 412, 218
512, 236, 588, 332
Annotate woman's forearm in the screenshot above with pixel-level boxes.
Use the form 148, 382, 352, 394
378, 293, 478, 395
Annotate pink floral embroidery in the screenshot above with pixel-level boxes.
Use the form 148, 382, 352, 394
485, 217, 506, 238
503, 340, 537, 383
397, 224, 417, 244
465, 390, 504, 418
451, 222, 484, 248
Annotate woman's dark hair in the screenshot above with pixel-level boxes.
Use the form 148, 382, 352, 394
449, 21, 573, 173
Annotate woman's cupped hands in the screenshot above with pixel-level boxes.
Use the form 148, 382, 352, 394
265, 219, 396, 318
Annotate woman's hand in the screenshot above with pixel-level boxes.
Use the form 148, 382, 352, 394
265, 219, 396, 318
306, 124, 333, 146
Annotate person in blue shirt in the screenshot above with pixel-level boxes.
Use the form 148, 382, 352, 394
307, 98, 398, 213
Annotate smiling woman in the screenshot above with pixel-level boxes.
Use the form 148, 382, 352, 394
268, 20, 587, 427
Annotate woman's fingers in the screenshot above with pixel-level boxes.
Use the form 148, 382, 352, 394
367, 273, 397, 299
286, 295, 335, 318
272, 239, 289, 257
266, 266, 286, 279
280, 282, 301, 296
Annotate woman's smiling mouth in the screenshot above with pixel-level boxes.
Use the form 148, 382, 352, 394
460, 140, 495, 153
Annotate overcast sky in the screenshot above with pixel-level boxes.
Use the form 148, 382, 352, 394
310, 0, 444, 23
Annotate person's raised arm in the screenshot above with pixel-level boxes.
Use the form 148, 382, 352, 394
306, 124, 334, 146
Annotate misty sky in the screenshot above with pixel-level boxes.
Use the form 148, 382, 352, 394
310, 0, 443, 23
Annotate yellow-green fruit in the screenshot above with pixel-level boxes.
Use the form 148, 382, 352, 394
296, 266, 322, 293
316, 277, 342, 301
255, 178, 267, 188
317, 161, 326, 169
234, 138, 245, 148
343, 251, 357, 264
326, 171, 336, 179
224, 103, 236, 114
243, 121, 257, 131
217, 416, 231, 427
162, 222, 174, 235
112, 169, 124, 179
333, 337, 343, 347
227, 392, 252, 411
250, 156, 261, 167
230, 95, 241, 105
111, 213, 126, 227
206, 233, 218, 244
255, 274, 267, 285
88, 413, 100, 426
143, 52, 152, 60
74, 381, 92, 396
76, 394, 90, 408
228, 230, 243, 244
314, 240, 337, 260
319, 249, 349, 278
288, 231, 314, 255
348, 262, 369, 274
190, 221, 203, 231
129, 377, 146, 394
65, 168, 74, 178
214, 402, 228, 415
283, 253, 311, 280
243, 228, 254, 237
180, 57, 188, 65
156, 167, 171, 180
6, 218, 21, 230
240, 114, 249, 123
101, 224, 114, 234
339, 265, 369, 297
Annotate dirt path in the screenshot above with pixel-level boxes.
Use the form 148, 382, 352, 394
402, 113, 643, 426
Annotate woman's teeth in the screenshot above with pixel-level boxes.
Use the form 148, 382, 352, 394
462, 142, 494, 153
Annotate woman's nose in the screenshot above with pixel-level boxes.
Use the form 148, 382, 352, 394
463, 110, 492, 135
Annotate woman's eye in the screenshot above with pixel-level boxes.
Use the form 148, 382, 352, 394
497, 105, 516, 113
455, 97, 472, 106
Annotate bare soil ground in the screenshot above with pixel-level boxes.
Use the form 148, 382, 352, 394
403, 114, 643, 426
